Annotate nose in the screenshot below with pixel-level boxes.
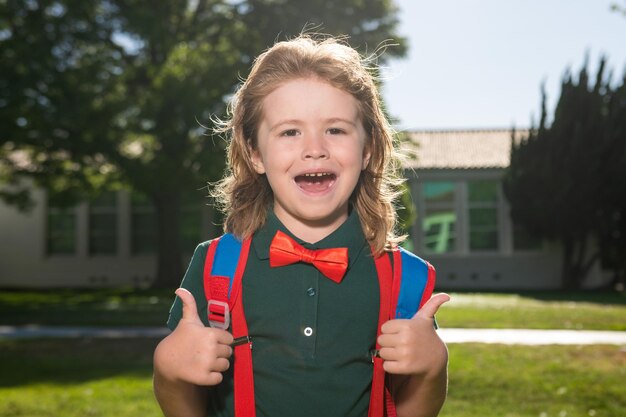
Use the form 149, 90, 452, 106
302, 132, 329, 160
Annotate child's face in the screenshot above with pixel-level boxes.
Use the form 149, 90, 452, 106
252, 77, 370, 238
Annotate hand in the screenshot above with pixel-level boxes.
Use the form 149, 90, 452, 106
153, 288, 234, 386
377, 293, 450, 376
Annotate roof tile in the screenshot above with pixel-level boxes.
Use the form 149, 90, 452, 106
402, 128, 530, 169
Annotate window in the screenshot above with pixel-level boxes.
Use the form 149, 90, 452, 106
131, 193, 157, 254
89, 192, 117, 255
47, 206, 76, 255
468, 181, 499, 251
422, 182, 456, 253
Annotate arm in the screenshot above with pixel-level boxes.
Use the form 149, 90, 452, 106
388, 345, 448, 417
153, 288, 234, 417
153, 368, 209, 417
378, 293, 450, 417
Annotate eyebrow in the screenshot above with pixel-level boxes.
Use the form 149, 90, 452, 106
269, 117, 358, 132
269, 119, 301, 132
325, 117, 358, 127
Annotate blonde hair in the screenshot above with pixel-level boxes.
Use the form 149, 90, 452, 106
212, 35, 405, 254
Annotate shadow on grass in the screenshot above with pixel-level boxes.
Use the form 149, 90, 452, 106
0, 288, 174, 327
0, 337, 159, 387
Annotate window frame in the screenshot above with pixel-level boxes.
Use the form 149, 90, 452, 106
410, 169, 543, 256
88, 191, 119, 256
467, 179, 501, 253
46, 205, 79, 256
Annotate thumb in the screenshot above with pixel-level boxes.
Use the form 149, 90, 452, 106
176, 288, 202, 324
413, 293, 451, 320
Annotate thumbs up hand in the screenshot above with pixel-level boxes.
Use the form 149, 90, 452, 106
153, 288, 234, 386
377, 293, 450, 376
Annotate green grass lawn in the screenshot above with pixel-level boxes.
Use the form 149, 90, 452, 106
0, 338, 623, 417
443, 344, 625, 417
0, 290, 624, 416
0, 338, 162, 417
437, 292, 626, 331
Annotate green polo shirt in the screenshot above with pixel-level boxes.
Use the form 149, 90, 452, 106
167, 210, 380, 417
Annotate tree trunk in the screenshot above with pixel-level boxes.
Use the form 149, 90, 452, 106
561, 236, 599, 290
561, 239, 584, 290
151, 189, 184, 289
561, 239, 575, 290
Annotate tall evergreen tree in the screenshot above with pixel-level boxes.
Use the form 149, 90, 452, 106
597, 73, 626, 287
0, 0, 407, 287
504, 59, 611, 289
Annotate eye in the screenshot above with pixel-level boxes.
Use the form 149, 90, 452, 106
327, 127, 346, 135
280, 129, 299, 137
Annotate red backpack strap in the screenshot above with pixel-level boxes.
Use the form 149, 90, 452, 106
370, 247, 436, 417
203, 234, 256, 417
369, 250, 394, 417
203, 239, 230, 329
231, 238, 255, 417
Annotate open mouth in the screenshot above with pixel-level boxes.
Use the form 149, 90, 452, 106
294, 172, 337, 193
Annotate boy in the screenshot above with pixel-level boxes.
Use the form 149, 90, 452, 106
153, 35, 449, 417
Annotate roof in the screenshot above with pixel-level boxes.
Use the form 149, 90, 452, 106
401, 128, 530, 170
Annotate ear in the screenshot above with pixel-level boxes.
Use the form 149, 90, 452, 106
250, 147, 266, 174
361, 144, 372, 171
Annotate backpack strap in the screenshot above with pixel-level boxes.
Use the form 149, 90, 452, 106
370, 247, 436, 417
391, 247, 436, 320
369, 251, 394, 417
204, 233, 256, 417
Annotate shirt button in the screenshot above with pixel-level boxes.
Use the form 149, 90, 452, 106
306, 287, 316, 296
303, 327, 313, 337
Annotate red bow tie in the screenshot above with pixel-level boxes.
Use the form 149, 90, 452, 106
269, 231, 349, 283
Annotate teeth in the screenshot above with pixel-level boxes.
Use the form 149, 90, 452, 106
303, 172, 330, 177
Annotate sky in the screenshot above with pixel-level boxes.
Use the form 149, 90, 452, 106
381, 0, 626, 130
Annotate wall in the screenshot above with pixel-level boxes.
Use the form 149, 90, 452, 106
0, 186, 214, 288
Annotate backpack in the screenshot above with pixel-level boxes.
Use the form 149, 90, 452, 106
202, 233, 436, 417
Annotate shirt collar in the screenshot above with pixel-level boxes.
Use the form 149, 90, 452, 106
252, 209, 368, 269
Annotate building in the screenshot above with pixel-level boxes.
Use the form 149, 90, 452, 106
402, 128, 606, 290
0, 184, 217, 288
0, 128, 608, 289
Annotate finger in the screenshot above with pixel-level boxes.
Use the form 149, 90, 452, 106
413, 293, 451, 319
212, 357, 231, 373
204, 371, 225, 386
380, 318, 410, 335
377, 346, 400, 361
214, 342, 234, 359
382, 360, 410, 375
212, 328, 234, 346
377, 332, 402, 348
176, 288, 202, 324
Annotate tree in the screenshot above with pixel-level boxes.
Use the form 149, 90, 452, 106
0, 0, 407, 287
610, 1, 626, 16
503, 59, 615, 289
597, 74, 626, 288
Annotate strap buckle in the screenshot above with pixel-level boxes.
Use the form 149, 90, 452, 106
208, 299, 230, 330
231, 335, 252, 347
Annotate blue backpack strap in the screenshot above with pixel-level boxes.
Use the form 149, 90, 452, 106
210, 233, 243, 297
204, 233, 244, 329
393, 247, 436, 319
